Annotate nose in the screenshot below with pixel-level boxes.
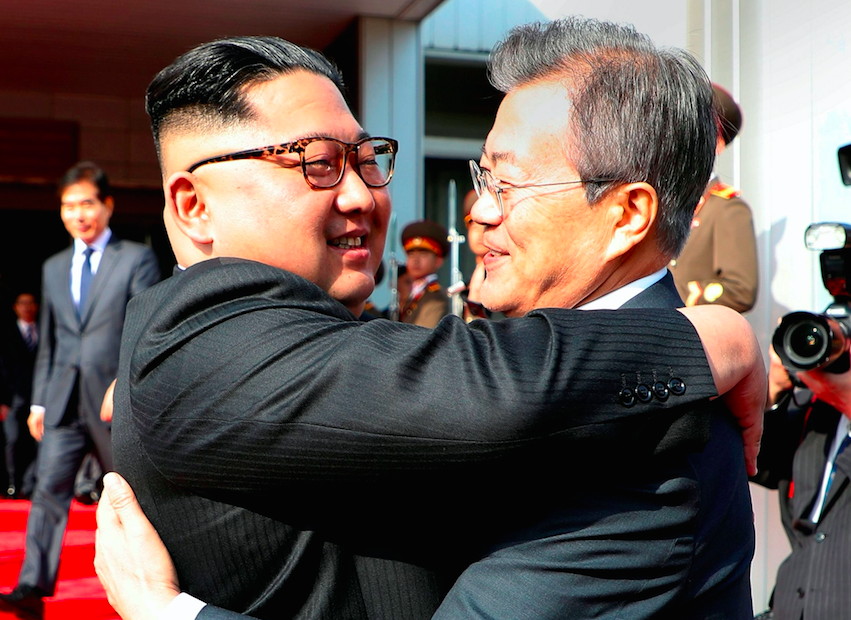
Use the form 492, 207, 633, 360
335, 153, 376, 214
470, 191, 502, 227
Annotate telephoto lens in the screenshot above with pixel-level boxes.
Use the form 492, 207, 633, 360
773, 311, 849, 371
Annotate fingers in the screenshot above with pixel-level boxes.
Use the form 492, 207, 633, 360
101, 472, 142, 525
100, 379, 116, 422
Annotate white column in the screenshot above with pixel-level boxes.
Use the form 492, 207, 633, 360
359, 17, 424, 306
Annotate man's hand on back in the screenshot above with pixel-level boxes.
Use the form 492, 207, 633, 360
95, 472, 181, 620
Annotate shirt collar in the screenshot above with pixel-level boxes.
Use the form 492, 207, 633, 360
73, 228, 112, 255
577, 267, 668, 311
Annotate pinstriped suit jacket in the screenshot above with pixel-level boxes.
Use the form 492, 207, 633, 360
754, 394, 851, 620
113, 259, 722, 620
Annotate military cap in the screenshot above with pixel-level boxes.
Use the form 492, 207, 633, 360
402, 220, 450, 258
713, 83, 743, 146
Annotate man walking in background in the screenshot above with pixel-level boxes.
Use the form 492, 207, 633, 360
0, 162, 161, 618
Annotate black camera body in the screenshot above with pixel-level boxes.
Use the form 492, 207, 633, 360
773, 145, 851, 373
773, 225, 851, 373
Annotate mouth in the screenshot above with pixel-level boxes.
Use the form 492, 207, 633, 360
328, 235, 366, 250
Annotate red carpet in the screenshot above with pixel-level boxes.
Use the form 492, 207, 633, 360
0, 499, 119, 619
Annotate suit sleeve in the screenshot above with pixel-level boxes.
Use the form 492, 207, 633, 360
128, 262, 716, 489
694, 197, 758, 312
196, 605, 254, 620
129, 246, 162, 298
30, 264, 56, 408
751, 390, 812, 490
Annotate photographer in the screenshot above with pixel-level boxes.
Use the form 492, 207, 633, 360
752, 345, 851, 620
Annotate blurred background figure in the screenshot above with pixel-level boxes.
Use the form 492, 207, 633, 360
0, 161, 161, 617
0, 292, 40, 500
399, 219, 450, 327
669, 83, 758, 313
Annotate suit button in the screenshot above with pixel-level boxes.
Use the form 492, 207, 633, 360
652, 381, 669, 401
797, 587, 805, 598
635, 384, 652, 403
668, 377, 686, 396
815, 532, 826, 542
619, 388, 635, 407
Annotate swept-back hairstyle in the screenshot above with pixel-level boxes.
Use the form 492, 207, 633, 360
488, 17, 716, 258
58, 161, 112, 201
146, 36, 345, 162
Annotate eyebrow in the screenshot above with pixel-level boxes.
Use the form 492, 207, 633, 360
284, 130, 372, 144
481, 145, 516, 166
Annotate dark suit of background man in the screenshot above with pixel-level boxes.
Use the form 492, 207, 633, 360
92, 24, 764, 620
0, 162, 161, 616
0, 292, 40, 499
750, 348, 851, 620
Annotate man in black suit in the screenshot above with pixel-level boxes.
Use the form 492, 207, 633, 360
0, 292, 40, 499
94, 24, 764, 620
0, 162, 161, 617
751, 350, 851, 619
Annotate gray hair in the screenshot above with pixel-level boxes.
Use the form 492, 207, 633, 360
488, 17, 716, 258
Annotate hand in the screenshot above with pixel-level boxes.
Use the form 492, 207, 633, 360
0, 403, 9, 422
797, 366, 851, 418
100, 379, 116, 422
95, 472, 181, 620
27, 408, 44, 442
679, 305, 766, 476
767, 345, 794, 408
467, 261, 486, 303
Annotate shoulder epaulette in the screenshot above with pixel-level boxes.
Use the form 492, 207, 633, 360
426, 281, 442, 293
709, 181, 741, 199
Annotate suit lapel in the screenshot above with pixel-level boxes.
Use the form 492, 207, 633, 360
791, 409, 841, 520
53, 247, 80, 325
79, 237, 122, 327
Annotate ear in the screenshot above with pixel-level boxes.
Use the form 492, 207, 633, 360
164, 171, 213, 246
103, 196, 115, 215
603, 182, 657, 262
434, 255, 444, 270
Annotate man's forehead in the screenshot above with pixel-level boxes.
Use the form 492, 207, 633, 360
61, 182, 99, 202
482, 80, 574, 172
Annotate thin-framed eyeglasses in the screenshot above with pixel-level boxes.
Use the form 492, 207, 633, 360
468, 160, 610, 217
187, 136, 398, 189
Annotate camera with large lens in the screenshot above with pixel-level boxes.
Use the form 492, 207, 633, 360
773, 145, 851, 373
773, 223, 851, 373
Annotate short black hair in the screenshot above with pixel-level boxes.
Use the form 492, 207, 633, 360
489, 17, 716, 258
58, 161, 112, 201
146, 36, 345, 163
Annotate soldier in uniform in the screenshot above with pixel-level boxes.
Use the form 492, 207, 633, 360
669, 83, 758, 313
399, 220, 450, 327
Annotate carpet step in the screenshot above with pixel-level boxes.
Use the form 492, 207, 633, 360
0, 500, 117, 619
0, 501, 97, 532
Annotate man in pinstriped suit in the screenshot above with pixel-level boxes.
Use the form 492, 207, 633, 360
95, 21, 765, 620
753, 350, 851, 620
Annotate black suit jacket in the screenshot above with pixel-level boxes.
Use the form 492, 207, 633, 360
113, 260, 723, 620
753, 392, 851, 620
428, 273, 753, 619
0, 321, 37, 414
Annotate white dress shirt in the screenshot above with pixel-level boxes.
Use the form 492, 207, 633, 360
71, 228, 112, 305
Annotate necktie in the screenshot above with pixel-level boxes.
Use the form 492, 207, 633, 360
79, 247, 94, 312
23, 324, 36, 351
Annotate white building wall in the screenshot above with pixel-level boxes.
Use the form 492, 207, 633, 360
359, 18, 423, 307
